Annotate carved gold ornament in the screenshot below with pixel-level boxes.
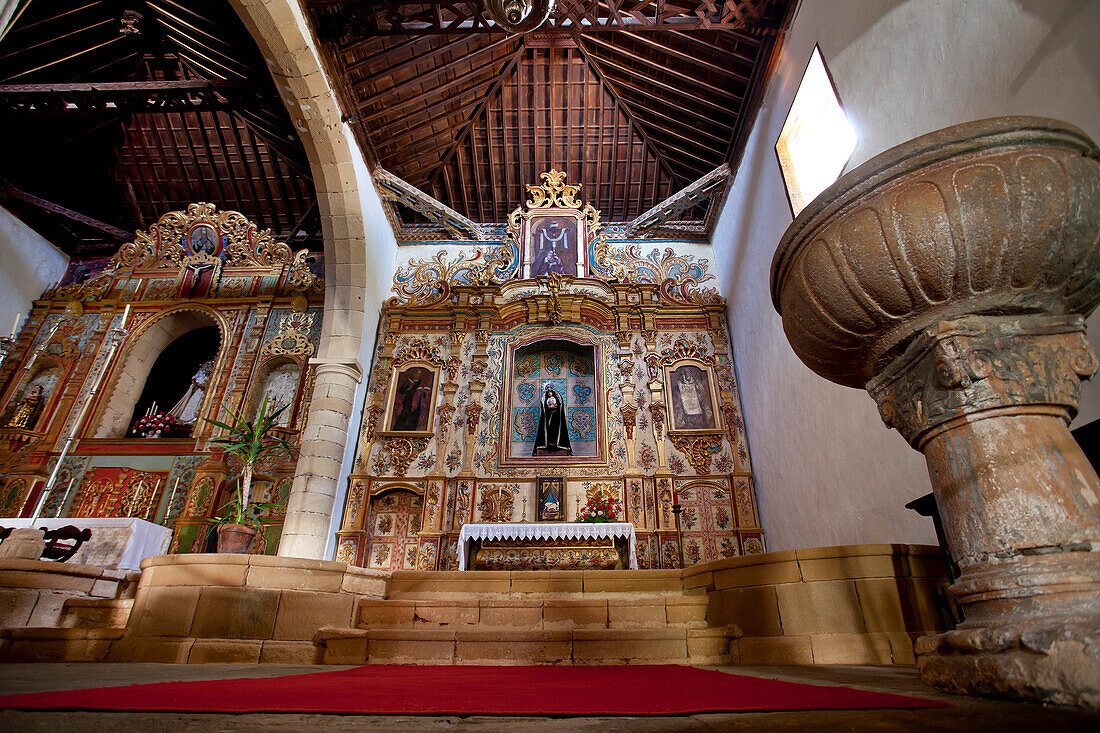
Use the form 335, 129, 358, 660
111, 203, 318, 291
260, 313, 315, 357
669, 435, 722, 475
382, 436, 431, 477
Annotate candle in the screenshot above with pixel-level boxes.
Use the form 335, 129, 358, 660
120, 304, 130, 329
55, 477, 76, 518
9, 315, 19, 340
164, 475, 181, 523
129, 479, 145, 518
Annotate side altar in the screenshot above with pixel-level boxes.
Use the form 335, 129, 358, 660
336, 170, 765, 572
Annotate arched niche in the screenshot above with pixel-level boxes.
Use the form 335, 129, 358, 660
247, 357, 304, 428
508, 337, 598, 459
94, 308, 224, 438
1, 362, 63, 431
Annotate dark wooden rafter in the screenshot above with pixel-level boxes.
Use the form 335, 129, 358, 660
312, 0, 784, 35
572, 40, 682, 185
0, 182, 134, 240
424, 42, 526, 191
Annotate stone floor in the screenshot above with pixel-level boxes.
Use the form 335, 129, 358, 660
0, 663, 1097, 731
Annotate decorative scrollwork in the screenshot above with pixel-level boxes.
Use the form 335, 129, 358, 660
111, 202, 317, 291
382, 436, 431, 477
260, 313, 315, 357
669, 434, 723, 475
391, 337, 446, 368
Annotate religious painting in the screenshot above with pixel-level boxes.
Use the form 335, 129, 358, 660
537, 476, 565, 522
186, 223, 220, 256
663, 361, 722, 434
522, 211, 585, 278
381, 363, 440, 436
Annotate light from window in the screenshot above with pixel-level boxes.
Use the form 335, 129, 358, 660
775, 46, 856, 216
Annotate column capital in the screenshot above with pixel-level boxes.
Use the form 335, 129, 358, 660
308, 357, 363, 383
868, 314, 1097, 447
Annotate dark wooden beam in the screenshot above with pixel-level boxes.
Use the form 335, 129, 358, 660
581, 34, 743, 102
0, 183, 133, 240
426, 43, 525, 190
619, 30, 751, 84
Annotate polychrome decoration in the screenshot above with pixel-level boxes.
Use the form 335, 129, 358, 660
339, 171, 766, 571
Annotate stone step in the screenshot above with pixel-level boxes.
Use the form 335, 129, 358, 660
358, 595, 709, 630
59, 598, 134, 629
387, 569, 688, 598
0, 626, 126, 662
314, 624, 739, 666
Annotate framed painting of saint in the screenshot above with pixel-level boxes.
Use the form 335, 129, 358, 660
186, 223, 220, 257
522, 210, 586, 279
537, 476, 565, 522
381, 363, 440, 437
663, 361, 723, 434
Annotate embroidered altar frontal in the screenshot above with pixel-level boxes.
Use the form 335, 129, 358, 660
473, 538, 625, 571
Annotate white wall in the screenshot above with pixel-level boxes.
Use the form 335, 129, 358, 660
324, 129, 399, 559
712, 0, 1100, 551
0, 205, 68, 338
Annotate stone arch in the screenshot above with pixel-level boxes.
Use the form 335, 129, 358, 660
231, 0, 398, 559
93, 306, 227, 438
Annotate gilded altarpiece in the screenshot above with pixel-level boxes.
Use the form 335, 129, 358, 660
0, 203, 322, 554
339, 172, 764, 570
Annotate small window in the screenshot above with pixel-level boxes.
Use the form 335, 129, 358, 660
775, 46, 856, 217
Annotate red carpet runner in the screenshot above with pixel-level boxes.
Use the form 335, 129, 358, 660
0, 665, 947, 715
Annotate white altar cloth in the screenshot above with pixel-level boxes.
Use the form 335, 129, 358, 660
0, 517, 171, 571
457, 522, 637, 570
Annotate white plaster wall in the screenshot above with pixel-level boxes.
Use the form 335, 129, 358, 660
324, 130, 398, 559
0, 205, 68, 338
712, 0, 1100, 551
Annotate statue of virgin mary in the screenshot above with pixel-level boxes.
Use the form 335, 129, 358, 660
532, 386, 572, 456
168, 359, 214, 425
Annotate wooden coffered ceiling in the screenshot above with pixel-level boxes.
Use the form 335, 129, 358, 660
0, 0, 318, 256
307, 0, 795, 228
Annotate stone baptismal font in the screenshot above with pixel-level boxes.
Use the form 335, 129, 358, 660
772, 117, 1100, 707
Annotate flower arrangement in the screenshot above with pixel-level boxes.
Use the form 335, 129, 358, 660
578, 494, 621, 523
131, 411, 178, 438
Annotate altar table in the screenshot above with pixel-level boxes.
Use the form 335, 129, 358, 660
457, 522, 638, 571
0, 518, 171, 571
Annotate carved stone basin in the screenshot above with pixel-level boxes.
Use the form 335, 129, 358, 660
771, 116, 1100, 388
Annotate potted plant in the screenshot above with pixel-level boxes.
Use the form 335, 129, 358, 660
204, 396, 296, 553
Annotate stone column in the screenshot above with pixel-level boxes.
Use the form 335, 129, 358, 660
278, 359, 361, 560
770, 117, 1100, 706
868, 314, 1100, 705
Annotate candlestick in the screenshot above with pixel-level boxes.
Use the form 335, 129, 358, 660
129, 479, 146, 518
521, 493, 527, 522
55, 477, 76, 518
164, 475, 181, 524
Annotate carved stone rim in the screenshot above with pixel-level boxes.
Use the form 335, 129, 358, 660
771, 116, 1098, 313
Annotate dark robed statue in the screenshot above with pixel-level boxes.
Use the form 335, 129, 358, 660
532, 386, 572, 456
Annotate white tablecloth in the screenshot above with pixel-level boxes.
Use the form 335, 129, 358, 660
0, 517, 171, 571
457, 522, 637, 570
